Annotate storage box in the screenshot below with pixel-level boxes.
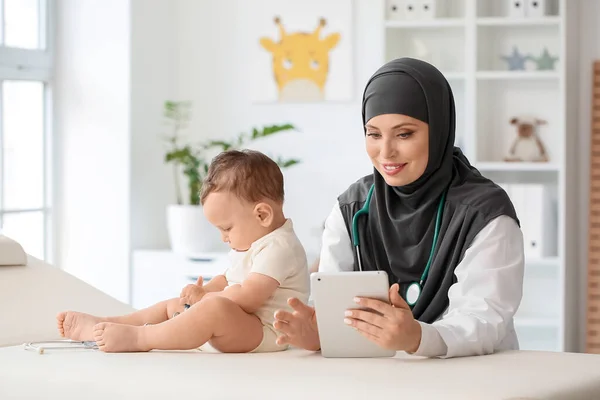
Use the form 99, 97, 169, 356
420, 0, 446, 19
526, 0, 549, 17
386, 0, 406, 21
403, 1, 419, 20
507, 0, 526, 18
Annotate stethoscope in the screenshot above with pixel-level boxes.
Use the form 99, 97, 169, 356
23, 340, 99, 355
351, 184, 447, 307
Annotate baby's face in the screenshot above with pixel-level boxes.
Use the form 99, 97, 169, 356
203, 191, 266, 252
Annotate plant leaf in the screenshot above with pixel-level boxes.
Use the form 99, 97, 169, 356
206, 140, 233, 151
277, 158, 301, 168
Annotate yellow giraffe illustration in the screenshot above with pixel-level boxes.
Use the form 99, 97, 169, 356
260, 16, 340, 102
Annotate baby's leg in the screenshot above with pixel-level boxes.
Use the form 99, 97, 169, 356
105, 298, 185, 325
93, 296, 264, 353
57, 298, 185, 341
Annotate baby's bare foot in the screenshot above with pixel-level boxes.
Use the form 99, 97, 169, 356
56, 311, 103, 341
93, 322, 149, 353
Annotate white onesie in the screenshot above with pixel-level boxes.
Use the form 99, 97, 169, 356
202, 219, 310, 353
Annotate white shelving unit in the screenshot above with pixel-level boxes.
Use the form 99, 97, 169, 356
383, 0, 579, 352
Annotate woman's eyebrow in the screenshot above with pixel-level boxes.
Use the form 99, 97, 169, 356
365, 123, 417, 130
390, 123, 417, 130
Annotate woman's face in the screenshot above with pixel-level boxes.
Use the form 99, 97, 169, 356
365, 113, 429, 187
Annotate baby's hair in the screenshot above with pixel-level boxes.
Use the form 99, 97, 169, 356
200, 149, 284, 205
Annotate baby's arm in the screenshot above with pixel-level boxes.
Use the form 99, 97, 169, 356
205, 242, 288, 314
180, 274, 229, 306
206, 273, 279, 314
203, 274, 228, 292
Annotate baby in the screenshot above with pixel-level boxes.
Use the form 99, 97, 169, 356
57, 149, 310, 353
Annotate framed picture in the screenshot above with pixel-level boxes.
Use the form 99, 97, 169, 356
251, 0, 353, 103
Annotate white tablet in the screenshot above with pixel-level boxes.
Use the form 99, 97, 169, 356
311, 270, 396, 358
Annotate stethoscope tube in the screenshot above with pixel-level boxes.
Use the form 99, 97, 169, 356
352, 185, 375, 272
352, 184, 447, 306
23, 340, 98, 355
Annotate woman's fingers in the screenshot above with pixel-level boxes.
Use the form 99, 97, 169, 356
354, 297, 393, 316
274, 306, 308, 337
287, 297, 313, 317
389, 284, 410, 310
273, 310, 294, 322
273, 320, 293, 334
348, 318, 381, 338
345, 309, 386, 329
276, 334, 290, 346
354, 329, 381, 345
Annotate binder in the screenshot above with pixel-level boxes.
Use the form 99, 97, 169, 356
497, 183, 557, 259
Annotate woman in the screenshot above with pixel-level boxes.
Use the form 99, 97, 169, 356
273, 57, 525, 358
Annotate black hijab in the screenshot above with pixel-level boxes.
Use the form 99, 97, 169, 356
338, 57, 519, 322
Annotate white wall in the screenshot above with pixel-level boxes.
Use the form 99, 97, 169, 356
129, 0, 177, 251
54, 0, 131, 302
169, 0, 382, 260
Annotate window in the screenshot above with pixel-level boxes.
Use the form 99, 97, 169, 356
0, 0, 53, 261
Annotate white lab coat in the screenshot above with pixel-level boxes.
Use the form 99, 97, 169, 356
318, 202, 525, 358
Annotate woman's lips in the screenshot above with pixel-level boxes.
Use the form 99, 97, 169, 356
381, 163, 407, 176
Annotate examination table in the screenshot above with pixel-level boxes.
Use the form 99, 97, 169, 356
1, 235, 600, 400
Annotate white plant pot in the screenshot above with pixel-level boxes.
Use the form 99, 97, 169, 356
166, 204, 225, 256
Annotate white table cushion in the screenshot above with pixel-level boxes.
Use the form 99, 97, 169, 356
0, 235, 27, 266
0, 346, 600, 399
1, 250, 600, 399
0, 256, 134, 347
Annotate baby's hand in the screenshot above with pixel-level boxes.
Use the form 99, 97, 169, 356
180, 276, 206, 306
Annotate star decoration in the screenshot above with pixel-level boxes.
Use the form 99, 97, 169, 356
501, 46, 528, 71
532, 48, 559, 71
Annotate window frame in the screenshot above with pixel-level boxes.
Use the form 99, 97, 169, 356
0, 0, 55, 262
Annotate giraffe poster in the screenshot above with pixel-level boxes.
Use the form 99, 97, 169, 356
251, 0, 353, 103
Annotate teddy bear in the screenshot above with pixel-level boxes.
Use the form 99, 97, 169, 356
504, 116, 549, 162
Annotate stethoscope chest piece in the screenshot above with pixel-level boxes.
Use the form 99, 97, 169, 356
406, 282, 421, 306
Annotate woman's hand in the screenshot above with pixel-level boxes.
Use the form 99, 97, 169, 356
273, 298, 321, 351
344, 283, 422, 353
179, 276, 206, 306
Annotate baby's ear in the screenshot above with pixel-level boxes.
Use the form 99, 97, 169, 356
254, 202, 274, 227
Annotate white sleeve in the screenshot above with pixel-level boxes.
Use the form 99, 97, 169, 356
249, 238, 293, 285
412, 215, 525, 358
318, 201, 354, 273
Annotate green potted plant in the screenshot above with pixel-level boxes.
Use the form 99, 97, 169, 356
162, 100, 300, 255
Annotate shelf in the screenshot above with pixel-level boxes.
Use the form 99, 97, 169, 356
382, 0, 572, 353
476, 71, 560, 80
527, 256, 560, 268
385, 19, 465, 29
476, 17, 560, 27
475, 162, 560, 172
